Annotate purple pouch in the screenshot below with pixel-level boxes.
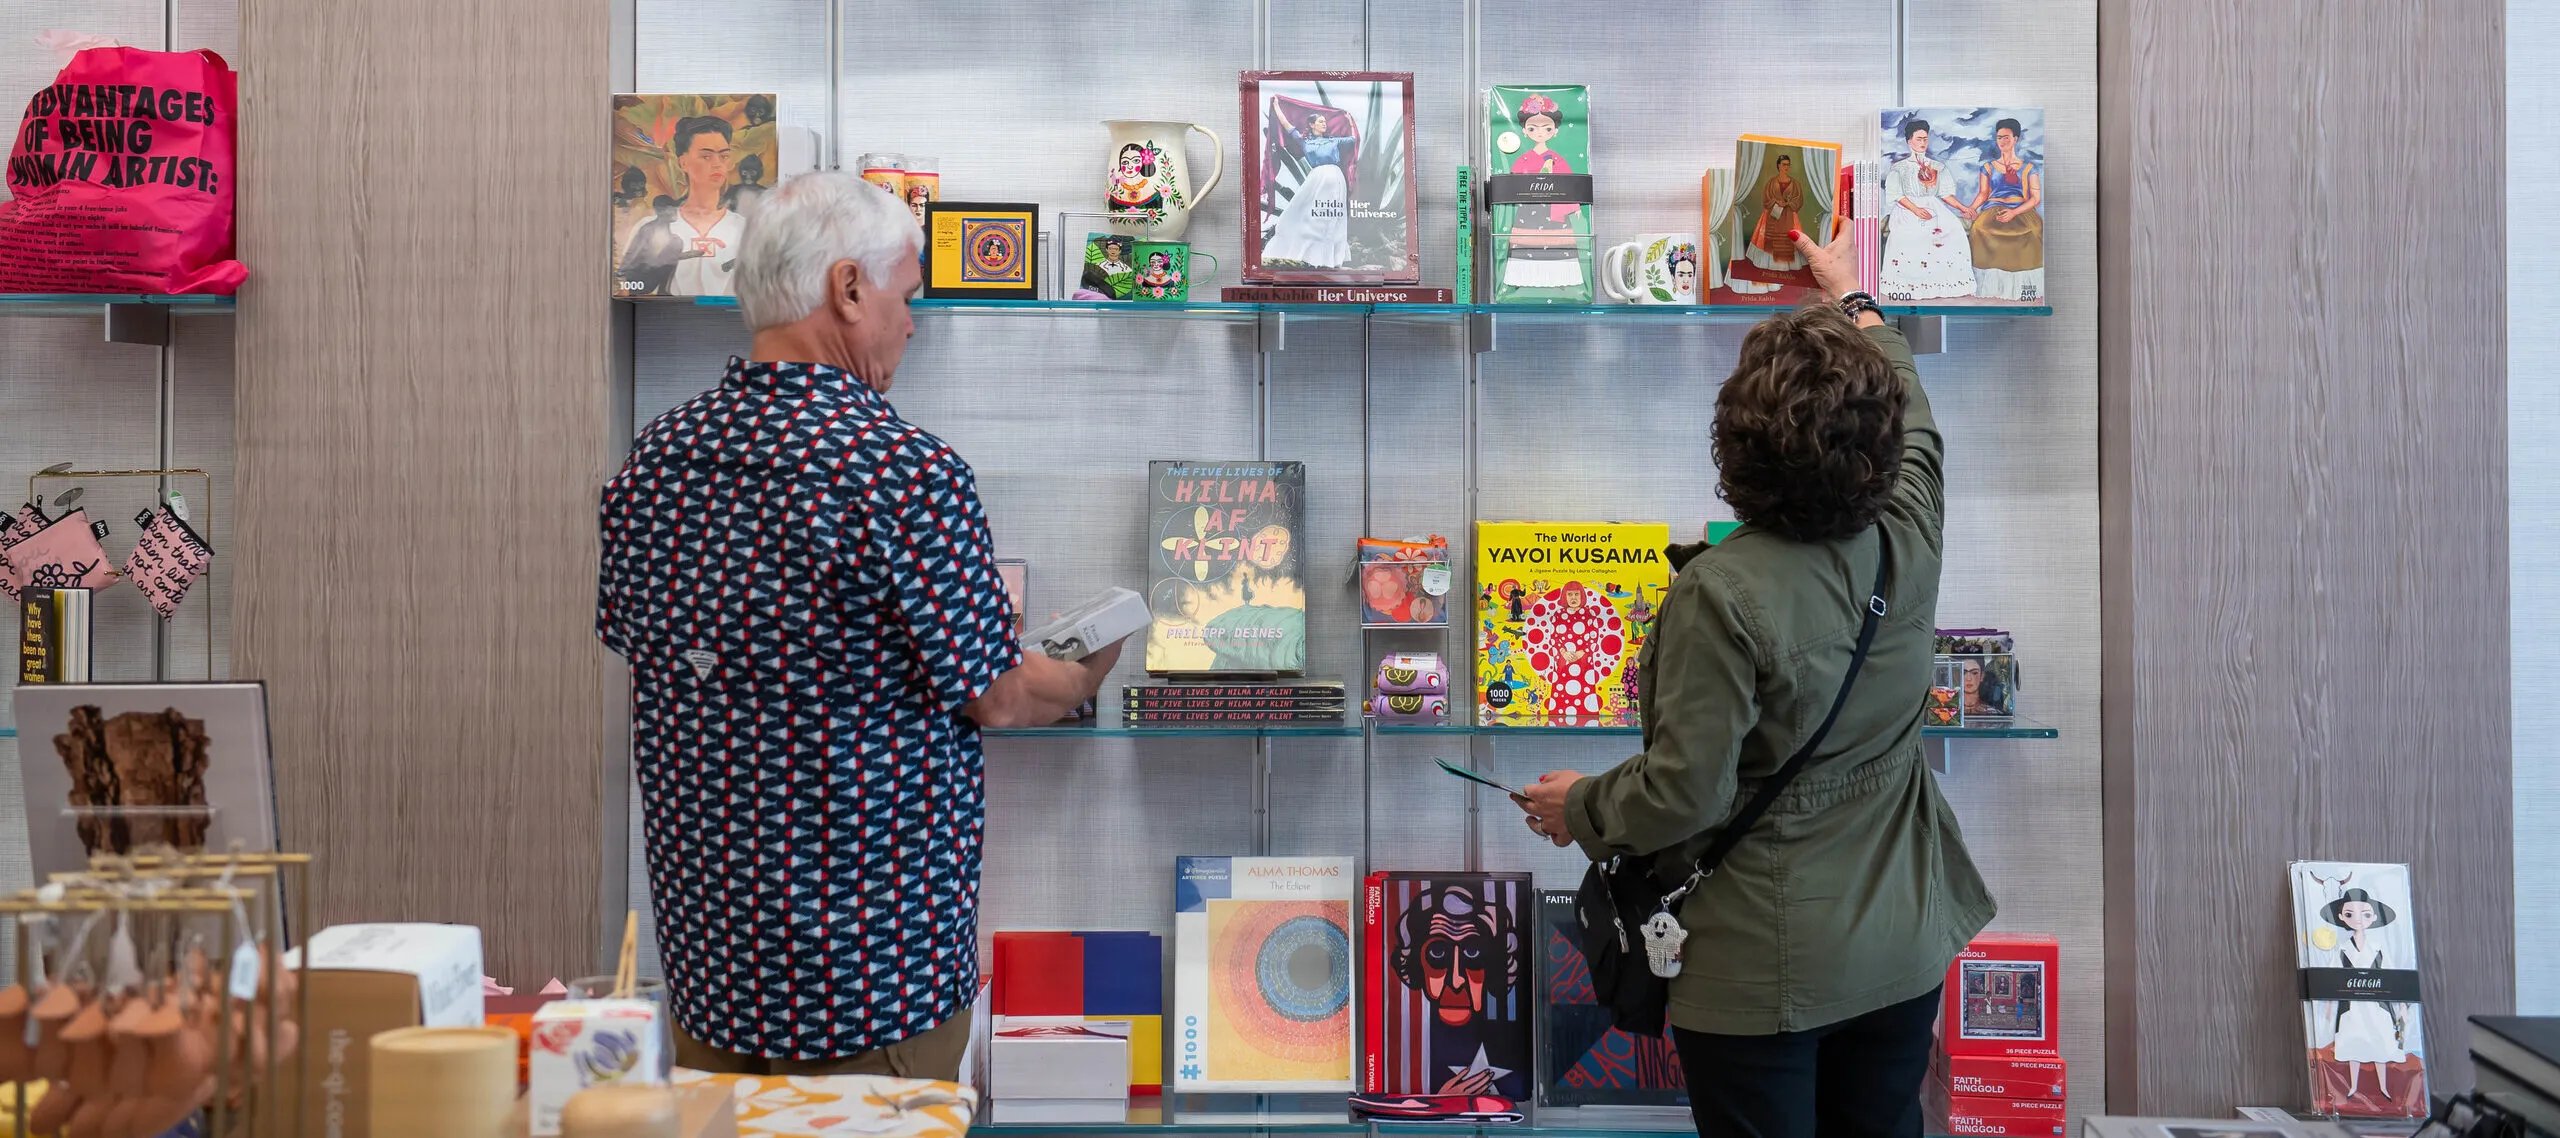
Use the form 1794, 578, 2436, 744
1371, 692, 1449, 719
1373, 652, 1449, 696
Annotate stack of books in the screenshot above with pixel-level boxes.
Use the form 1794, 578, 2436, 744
985, 931, 1163, 1122
1120, 678, 1347, 725
2472, 1016, 2560, 1136
1927, 933, 2065, 1136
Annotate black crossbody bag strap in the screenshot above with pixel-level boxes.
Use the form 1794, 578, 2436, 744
1659, 525, 1894, 906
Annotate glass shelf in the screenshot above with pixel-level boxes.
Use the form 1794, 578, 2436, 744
985, 716, 2057, 741
1375, 716, 2057, 740
973, 1101, 1973, 1136
0, 293, 234, 315
653, 296, 2050, 320
988, 719, 1363, 739
975, 1109, 1363, 1135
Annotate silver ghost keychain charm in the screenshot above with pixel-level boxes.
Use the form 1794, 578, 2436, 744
1641, 910, 1688, 978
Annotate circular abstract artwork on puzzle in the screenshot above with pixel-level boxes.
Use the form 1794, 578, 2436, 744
1213, 901, 1349, 1062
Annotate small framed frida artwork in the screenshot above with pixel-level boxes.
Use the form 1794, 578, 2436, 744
924, 201, 1039, 299
1240, 71, 1419, 284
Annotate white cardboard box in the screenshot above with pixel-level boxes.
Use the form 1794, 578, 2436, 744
530, 998, 667, 1136
281, 923, 488, 1138
990, 1016, 1131, 1101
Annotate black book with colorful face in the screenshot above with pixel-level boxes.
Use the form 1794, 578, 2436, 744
1368, 873, 1533, 1101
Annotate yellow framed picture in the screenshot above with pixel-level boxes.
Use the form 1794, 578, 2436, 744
924, 201, 1040, 299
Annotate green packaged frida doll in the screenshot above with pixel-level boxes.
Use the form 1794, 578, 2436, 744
1485, 85, 1593, 303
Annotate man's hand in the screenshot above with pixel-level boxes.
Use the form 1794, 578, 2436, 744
964, 633, 1129, 729
1790, 227, 1860, 301
1515, 769, 1585, 848
1079, 637, 1125, 684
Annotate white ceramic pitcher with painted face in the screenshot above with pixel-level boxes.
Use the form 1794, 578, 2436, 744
1104, 120, 1224, 240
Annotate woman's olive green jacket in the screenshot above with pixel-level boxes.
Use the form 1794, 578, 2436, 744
1563, 322, 1997, 1036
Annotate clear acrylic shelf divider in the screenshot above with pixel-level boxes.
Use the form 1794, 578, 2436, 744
59, 805, 224, 860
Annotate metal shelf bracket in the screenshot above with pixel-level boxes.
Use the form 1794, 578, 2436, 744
103, 303, 172, 347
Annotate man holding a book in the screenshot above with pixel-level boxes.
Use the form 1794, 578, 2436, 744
595, 171, 1123, 1077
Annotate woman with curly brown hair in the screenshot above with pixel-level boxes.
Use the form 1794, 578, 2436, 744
1517, 229, 1994, 1138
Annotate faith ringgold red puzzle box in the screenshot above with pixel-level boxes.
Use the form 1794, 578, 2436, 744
1942, 932, 2061, 1058
1934, 1052, 2067, 1101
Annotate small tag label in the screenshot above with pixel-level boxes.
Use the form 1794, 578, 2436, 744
89, 518, 110, 541
228, 941, 261, 1001
1420, 565, 1452, 596
682, 649, 717, 681
167, 492, 189, 522
106, 929, 142, 992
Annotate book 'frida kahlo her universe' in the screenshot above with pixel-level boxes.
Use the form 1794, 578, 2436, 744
1175, 856, 1356, 1094
1146, 461, 1307, 675
2291, 861, 2429, 1118
612, 94, 779, 299
1242, 72, 1420, 284
1474, 522, 1670, 724
1363, 873, 1532, 1101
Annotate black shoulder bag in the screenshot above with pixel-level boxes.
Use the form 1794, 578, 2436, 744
1573, 533, 1893, 1035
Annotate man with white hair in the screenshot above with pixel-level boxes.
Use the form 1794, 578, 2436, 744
596, 172, 1122, 1077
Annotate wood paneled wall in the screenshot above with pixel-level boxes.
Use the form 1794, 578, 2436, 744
233, 0, 611, 982
2100, 0, 2512, 1114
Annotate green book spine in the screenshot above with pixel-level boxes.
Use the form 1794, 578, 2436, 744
1455, 164, 1474, 304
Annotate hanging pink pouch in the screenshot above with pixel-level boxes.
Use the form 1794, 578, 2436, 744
0, 508, 118, 600
120, 503, 213, 618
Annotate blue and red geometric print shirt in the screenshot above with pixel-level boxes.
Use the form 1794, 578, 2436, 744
596, 357, 1020, 1059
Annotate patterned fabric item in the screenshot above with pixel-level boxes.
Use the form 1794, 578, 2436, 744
122, 503, 214, 618
598, 357, 1022, 1060
1349, 1093, 1524, 1124
0, 508, 117, 601
0, 501, 49, 548
670, 1071, 977, 1137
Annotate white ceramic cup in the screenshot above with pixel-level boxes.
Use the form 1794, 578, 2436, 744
1601, 232, 1705, 304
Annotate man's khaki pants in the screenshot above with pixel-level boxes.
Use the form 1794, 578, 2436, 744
674, 1008, 972, 1080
